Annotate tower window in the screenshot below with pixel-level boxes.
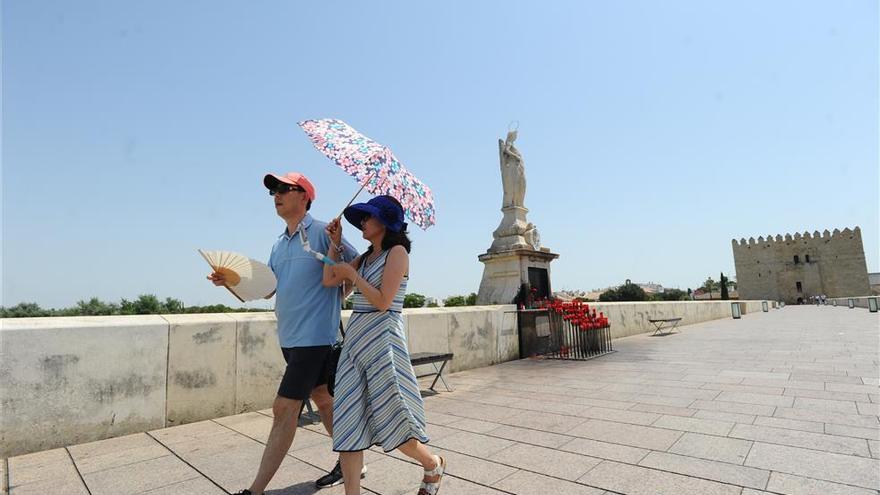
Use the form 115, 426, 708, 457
796, 281, 803, 293
794, 255, 800, 264
805, 255, 811, 263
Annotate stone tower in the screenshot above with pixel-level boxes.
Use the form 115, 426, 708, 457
732, 227, 870, 304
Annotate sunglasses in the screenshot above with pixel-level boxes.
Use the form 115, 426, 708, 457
269, 184, 305, 196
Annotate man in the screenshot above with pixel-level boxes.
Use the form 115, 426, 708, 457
208, 172, 361, 494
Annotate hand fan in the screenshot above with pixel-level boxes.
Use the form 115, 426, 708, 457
198, 249, 277, 302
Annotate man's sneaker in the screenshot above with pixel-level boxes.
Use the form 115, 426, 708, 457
315, 460, 367, 489
232, 491, 253, 495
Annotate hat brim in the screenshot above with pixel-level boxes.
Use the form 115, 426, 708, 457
343, 203, 382, 231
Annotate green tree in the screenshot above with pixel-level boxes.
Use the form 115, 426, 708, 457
657, 289, 688, 301
720, 272, 730, 300
702, 277, 719, 300
0, 302, 52, 318
131, 294, 163, 314
73, 297, 118, 316
443, 295, 467, 307
465, 293, 478, 306
599, 281, 648, 302
162, 297, 185, 314
403, 293, 426, 308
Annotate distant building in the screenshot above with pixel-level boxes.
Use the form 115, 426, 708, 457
732, 227, 870, 304
869, 272, 880, 295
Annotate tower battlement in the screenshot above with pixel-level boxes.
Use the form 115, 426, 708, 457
731, 227, 861, 248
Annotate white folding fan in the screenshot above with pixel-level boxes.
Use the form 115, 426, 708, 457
198, 249, 277, 302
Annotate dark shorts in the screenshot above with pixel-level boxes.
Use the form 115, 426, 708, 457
278, 345, 333, 400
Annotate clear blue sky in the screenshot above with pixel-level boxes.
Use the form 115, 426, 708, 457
3, 1, 877, 309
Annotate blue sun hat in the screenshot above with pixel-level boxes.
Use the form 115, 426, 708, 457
344, 195, 407, 233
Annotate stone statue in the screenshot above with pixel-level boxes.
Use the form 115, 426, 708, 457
478, 127, 559, 305
498, 130, 526, 208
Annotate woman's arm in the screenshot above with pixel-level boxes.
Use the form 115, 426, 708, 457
340, 246, 408, 312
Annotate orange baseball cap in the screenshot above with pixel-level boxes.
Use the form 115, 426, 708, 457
263, 172, 316, 201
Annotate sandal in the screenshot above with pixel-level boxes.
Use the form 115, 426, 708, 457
417, 455, 446, 495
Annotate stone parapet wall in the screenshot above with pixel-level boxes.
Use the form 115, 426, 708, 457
0, 301, 768, 457
0, 306, 517, 457
579, 300, 771, 339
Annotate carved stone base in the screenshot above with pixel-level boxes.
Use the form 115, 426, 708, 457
476, 248, 559, 305
489, 206, 533, 252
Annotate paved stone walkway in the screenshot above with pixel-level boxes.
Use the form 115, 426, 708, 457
4, 306, 879, 494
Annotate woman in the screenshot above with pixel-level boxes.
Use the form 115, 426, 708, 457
323, 194, 446, 495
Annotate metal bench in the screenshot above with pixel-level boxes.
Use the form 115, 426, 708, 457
410, 352, 454, 392
648, 317, 682, 336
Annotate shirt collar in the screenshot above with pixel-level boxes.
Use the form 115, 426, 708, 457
279, 213, 314, 240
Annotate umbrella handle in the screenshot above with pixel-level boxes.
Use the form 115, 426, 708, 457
336, 170, 383, 220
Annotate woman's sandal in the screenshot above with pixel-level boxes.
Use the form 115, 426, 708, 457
417, 455, 446, 495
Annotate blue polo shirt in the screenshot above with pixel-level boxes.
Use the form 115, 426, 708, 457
268, 214, 358, 348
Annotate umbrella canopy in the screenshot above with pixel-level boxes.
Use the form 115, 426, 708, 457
298, 118, 435, 230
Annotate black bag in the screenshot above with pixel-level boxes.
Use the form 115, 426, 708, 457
326, 321, 344, 396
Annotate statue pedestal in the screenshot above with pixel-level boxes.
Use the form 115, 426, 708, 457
489, 206, 532, 252
476, 248, 559, 305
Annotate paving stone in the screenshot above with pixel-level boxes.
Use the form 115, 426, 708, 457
566, 419, 683, 451
693, 409, 756, 424
569, 396, 637, 410
690, 399, 777, 417
719, 370, 791, 380
492, 470, 606, 495
577, 460, 741, 495
856, 402, 880, 416
868, 439, 880, 459
446, 418, 503, 434
682, 374, 743, 384
741, 378, 826, 390
783, 388, 870, 402
148, 420, 230, 446
425, 411, 470, 425
8, 477, 89, 495
67, 433, 157, 460
774, 407, 880, 428
730, 424, 871, 457
485, 424, 575, 449
639, 451, 770, 489
431, 431, 515, 458
826, 383, 880, 395
752, 415, 824, 433
652, 415, 735, 436
824, 423, 880, 441
558, 437, 649, 464
574, 406, 661, 426
72, 444, 170, 475
80, 454, 198, 495
431, 447, 519, 486
793, 397, 860, 415
498, 409, 590, 434
212, 412, 274, 441
8, 449, 78, 486
716, 391, 795, 407
701, 383, 785, 395
766, 472, 878, 495
744, 442, 880, 490
629, 402, 697, 417
137, 477, 225, 495
353, 456, 425, 494
488, 442, 601, 481
668, 432, 753, 464
290, 440, 384, 471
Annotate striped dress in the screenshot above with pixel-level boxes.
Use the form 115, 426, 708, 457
332, 249, 429, 452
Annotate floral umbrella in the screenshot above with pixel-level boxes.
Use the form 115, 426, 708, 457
298, 118, 435, 230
